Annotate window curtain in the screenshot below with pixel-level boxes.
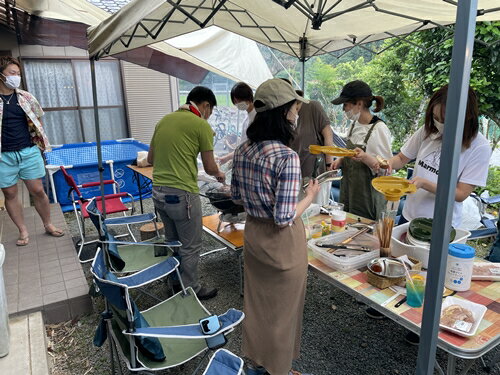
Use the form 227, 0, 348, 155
23, 59, 127, 145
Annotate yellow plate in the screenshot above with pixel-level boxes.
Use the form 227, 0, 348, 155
371, 176, 417, 201
309, 145, 358, 157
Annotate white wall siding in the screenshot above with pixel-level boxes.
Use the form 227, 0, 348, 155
121, 61, 177, 145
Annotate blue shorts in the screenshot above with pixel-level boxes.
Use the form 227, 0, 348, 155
0, 145, 46, 188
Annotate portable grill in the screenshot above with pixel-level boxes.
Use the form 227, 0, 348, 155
203, 188, 246, 232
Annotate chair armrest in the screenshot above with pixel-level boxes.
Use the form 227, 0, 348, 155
104, 213, 156, 226
116, 257, 180, 288
94, 192, 128, 201
123, 308, 245, 339
102, 240, 182, 247
481, 195, 500, 205
81, 180, 116, 188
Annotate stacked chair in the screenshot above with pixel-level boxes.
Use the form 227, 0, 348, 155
60, 166, 159, 262
90, 246, 244, 374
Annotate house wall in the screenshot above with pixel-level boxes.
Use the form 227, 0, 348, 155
121, 61, 179, 145
0, 28, 178, 145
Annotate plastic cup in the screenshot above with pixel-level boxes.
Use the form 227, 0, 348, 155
406, 271, 425, 307
311, 224, 323, 239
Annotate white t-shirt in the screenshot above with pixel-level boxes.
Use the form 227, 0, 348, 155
348, 120, 393, 160
401, 127, 491, 227
239, 108, 256, 144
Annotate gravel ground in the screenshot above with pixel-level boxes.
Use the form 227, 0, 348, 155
47, 197, 500, 375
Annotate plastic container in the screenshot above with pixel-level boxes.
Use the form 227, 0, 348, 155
391, 223, 470, 268
330, 209, 347, 232
440, 296, 487, 337
471, 262, 500, 281
308, 229, 380, 272
445, 244, 475, 291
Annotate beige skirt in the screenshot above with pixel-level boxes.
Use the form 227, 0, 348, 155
242, 216, 308, 375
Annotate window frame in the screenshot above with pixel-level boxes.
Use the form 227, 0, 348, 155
20, 56, 130, 143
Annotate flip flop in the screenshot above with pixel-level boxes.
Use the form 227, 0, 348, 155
44, 226, 65, 237
16, 236, 29, 246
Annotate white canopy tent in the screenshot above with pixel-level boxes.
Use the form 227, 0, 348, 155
84, 2, 500, 374
14, 0, 272, 86
87, 0, 500, 59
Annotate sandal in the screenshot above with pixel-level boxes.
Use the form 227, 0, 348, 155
44, 225, 65, 237
16, 236, 29, 246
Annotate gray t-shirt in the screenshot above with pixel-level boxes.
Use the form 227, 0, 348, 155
290, 100, 330, 178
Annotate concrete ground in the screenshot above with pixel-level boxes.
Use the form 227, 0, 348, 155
0, 312, 50, 375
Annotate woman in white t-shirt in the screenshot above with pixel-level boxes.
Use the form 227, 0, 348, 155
384, 85, 491, 227
331, 80, 393, 220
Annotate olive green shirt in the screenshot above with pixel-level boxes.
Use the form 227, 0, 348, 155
151, 109, 214, 193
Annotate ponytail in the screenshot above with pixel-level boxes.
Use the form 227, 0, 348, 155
372, 96, 384, 112
358, 95, 385, 112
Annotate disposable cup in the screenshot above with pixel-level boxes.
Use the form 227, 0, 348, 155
406, 271, 425, 307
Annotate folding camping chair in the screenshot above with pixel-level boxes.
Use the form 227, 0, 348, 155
86, 198, 177, 275
60, 166, 158, 262
90, 248, 244, 374
201, 349, 244, 375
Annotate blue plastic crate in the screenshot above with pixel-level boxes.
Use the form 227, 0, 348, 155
44, 139, 152, 212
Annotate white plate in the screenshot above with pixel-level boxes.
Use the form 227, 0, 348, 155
472, 262, 500, 281
439, 296, 487, 337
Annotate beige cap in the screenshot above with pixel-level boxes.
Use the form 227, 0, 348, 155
254, 78, 309, 113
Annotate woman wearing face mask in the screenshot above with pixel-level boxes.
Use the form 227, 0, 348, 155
331, 80, 392, 221
231, 78, 319, 375
0, 56, 64, 246
382, 85, 490, 227
218, 82, 256, 166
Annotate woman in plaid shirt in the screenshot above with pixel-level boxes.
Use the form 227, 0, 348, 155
231, 78, 320, 375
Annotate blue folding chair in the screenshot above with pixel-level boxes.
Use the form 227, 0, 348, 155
90, 248, 244, 374
202, 349, 244, 375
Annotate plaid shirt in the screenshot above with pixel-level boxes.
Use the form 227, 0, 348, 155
0, 89, 50, 157
231, 140, 302, 226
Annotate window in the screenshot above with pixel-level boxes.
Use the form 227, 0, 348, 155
23, 59, 128, 145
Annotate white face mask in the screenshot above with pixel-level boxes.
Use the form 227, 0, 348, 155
235, 102, 249, 111
434, 119, 444, 134
287, 110, 299, 129
345, 108, 361, 122
1, 73, 21, 89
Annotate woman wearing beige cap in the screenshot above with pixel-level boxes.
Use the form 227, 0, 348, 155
231, 78, 319, 375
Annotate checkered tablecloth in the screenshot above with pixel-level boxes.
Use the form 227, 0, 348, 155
307, 214, 500, 357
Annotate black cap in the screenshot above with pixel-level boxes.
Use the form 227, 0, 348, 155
331, 80, 373, 105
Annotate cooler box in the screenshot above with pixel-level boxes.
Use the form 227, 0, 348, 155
44, 139, 151, 212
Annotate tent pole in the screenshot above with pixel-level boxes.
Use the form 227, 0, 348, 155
300, 58, 305, 92
90, 58, 107, 217
415, 1, 477, 374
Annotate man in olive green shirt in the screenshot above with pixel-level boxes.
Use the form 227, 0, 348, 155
148, 86, 224, 300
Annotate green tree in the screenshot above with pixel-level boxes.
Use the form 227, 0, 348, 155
410, 22, 500, 149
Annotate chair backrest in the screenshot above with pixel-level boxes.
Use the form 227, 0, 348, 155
86, 198, 105, 235
91, 249, 129, 311
86, 199, 126, 271
91, 248, 168, 363
60, 166, 83, 199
